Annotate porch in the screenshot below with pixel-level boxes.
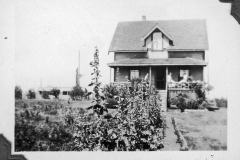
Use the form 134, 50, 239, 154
107, 58, 207, 111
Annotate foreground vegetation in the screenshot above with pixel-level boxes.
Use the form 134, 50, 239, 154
15, 99, 227, 151
15, 47, 227, 151
15, 47, 167, 151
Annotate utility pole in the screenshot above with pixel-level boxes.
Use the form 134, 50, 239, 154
78, 50, 80, 87
76, 50, 82, 87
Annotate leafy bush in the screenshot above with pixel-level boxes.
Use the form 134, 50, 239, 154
15, 120, 37, 151
130, 77, 142, 85
175, 93, 188, 112
15, 119, 73, 151
42, 91, 50, 99
73, 47, 166, 151
102, 84, 118, 98
105, 98, 118, 108
27, 89, 36, 99
215, 98, 227, 108
69, 86, 85, 100
15, 85, 22, 99
193, 83, 205, 102
186, 99, 199, 110
50, 88, 60, 99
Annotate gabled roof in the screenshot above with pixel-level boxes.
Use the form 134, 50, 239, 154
107, 58, 207, 67
141, 23, 173, 41
109, 19, 209, 52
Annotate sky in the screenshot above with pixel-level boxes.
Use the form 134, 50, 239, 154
14, 0, 240, 98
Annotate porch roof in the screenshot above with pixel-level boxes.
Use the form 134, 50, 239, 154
107, 58, 207, 67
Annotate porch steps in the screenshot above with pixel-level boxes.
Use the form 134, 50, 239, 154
157, 90, 167, 111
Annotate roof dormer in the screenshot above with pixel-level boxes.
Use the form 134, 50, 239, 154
143, 23, 173, 51
141, 23, 173, 42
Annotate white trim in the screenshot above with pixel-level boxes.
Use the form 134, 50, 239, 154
141, 23, 173, 41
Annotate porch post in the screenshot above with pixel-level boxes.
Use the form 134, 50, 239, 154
149, 66, 152, 85
166, 66, 168, 90
110, 67, 111, 83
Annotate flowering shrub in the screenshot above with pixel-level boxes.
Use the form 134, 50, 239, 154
15, 47, 167, 151
72, 47, 166, 151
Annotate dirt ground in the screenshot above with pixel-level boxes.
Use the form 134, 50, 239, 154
166, 108, 227, 150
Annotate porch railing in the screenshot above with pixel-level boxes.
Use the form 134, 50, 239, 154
111, 82, 131, 86
167, 82, 204, 91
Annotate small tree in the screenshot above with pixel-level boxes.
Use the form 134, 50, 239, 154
176, 93, 188, 112
42, 91, 50, 99
15, 85, 22, 99
69, 86, 85, 100
27, 89, 36, 99
50, 88, 60, 99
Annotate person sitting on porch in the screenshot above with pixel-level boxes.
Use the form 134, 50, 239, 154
167, 72, 176, 88
167, 72, 174, 82
179, 73, 188, 84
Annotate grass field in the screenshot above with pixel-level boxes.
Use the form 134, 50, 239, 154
166, 108, 227, 150
15, 99, 227, 151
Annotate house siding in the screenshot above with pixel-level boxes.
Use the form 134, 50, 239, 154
148, 50, 168, 59
114, 52, 147, 61
168, 51, 205, 60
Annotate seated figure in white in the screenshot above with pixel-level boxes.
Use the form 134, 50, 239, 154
179, 73, 188, 83
167, 72, 175, 88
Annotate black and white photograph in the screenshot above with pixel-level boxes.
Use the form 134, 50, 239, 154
1, 0, 240, 159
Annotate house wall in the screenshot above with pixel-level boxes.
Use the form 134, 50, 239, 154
114, 52, 147, 61
168, 51, 205, 60
148, 50, 168, 59
168, 66, 203, 82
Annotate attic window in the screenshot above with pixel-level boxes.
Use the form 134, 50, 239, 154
152, 32, 163, 50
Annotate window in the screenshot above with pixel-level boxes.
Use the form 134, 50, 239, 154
180, 70, 189, 77
63, 91, 68, 95
130, 70, 139, 79
152, 32, 163, 50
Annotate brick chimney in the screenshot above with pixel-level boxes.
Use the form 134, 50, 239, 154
142, 15, 146, 21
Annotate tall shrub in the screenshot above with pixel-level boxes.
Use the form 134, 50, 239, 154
42, 91, 50, 99
102, 84, 118, 98
50, 88, 60, 99
215, 98, 227, 108
15, 85, 22, 99
69, 86, 85, 100
27, 89, 36, 99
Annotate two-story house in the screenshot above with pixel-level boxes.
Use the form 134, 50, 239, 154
107, 16, 209, 111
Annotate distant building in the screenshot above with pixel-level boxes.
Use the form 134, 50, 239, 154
38, 87, 88, 100
38, 87, 71, 100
